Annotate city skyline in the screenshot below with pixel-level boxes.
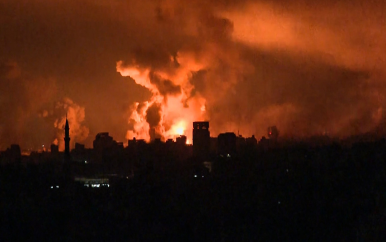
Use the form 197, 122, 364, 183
1, 0, 386, 151
4, 120, 259, 153
2, 1, 386, 240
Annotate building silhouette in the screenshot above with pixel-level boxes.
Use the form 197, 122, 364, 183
93, 132, 115, 151
176, 135, 187, 145
64, 114, 71, 160
218, 132, 237, 157
246, 135, 257, 147
0, 144, 21, 165
193, 121, 210, 159
51, 144, 59, 154
93, 132, 124, 164
71, 143, 87, 162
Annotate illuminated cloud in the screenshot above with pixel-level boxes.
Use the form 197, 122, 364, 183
0, 61, 57, 150
43, 98, 90, 151
1, 0, 386, 150
116, 0, 386, 140
117, 52, 207, 142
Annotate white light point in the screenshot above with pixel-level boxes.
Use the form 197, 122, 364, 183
176, 127, 184, 136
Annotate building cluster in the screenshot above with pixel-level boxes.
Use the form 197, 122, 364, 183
192, 122, 279, 160
0, 144, 21, 165
0, 117, 280, 187
0, 119, 279, 165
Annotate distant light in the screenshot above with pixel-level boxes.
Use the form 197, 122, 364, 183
50, 186, 53, 189
194, 175, 197, 178
84, 160, 87, 164
227, 154, 231, 158
176, 127, 184, 135
278, 201, 281, 204
56, 186, 59, 188
84, 184, 89, 187
171, 120, 186, 136
286, 169, 289, 172
42, 145, 45, 147
202, 175, 204, 178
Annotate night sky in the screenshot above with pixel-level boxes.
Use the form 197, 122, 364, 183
1, 0, 385, 150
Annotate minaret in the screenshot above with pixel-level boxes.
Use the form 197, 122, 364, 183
64, 113, 70, 159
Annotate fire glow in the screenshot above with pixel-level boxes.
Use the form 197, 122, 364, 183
170, 120, 187, 136
117, 52, 207, 142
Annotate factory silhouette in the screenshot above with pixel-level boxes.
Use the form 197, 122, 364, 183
1, 118, 386, 241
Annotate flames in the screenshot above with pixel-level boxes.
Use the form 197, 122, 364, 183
169, 120, 187, 137
117, 52, 207, 143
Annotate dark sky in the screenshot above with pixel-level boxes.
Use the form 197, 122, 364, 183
1, 0, 385, 150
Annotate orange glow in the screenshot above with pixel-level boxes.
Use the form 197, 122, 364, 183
49, 98, 89, 151
117, 51, 207, 143
220, 2, 386, 71
170, 120, 187, 136
176, 127, 184, 136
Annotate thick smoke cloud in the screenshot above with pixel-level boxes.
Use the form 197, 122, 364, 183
146, 103, 162, 128
41, 98, 89, 151
117, 0, 386, 140
0, 61, 89, 151
149, 72, 181, 97
0, 61, 56, 150
1, 0, 386, 149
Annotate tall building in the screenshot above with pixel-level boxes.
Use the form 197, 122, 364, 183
93, 132, 124, 163
218, 132, 237, 157
64, 114, 71, 159
193, 121, 210, 159
93, 132, 115, 151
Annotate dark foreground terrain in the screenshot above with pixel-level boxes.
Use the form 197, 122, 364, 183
1, 142, 386, 241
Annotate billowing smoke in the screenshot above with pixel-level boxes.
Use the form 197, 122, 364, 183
2, 0, 386, 147
41, 98, 89, 151
117, 0, 386, 141
146, 102, 162, 139
117, 52, 208, 142
116, 1, 248, 142
0, 61, 56, 150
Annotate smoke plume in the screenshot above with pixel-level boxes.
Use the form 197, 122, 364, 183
2, 0, 386, 148
0, 61, 56, 150
117, 0, 386, 141
41, 98, 89, 151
